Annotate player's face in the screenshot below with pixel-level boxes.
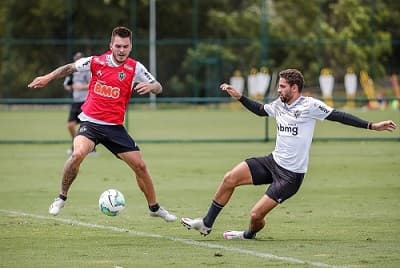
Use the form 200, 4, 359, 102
110, 36, 132, 64
277, 78, 297, 104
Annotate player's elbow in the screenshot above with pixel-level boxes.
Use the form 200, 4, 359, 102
255, 108, 268, 117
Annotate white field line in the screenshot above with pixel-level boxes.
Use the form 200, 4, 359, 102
1, 209, 346, 268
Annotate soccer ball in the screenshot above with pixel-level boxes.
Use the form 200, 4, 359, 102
99, 189, 126, 216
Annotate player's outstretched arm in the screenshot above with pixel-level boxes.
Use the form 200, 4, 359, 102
28, 63, 77, 89
326, 110, 397, 132
220, 83, 242, 99
370, 120, 397, 132
220, 83, 268, 116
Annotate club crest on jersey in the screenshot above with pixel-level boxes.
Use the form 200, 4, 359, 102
118, 71, 126, 81
293, 110, 301, 118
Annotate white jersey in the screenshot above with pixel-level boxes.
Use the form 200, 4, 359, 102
263, 96, 333, 173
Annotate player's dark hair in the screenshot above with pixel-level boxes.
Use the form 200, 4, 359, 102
111, 26, 132, 43
279, 69, 304, 92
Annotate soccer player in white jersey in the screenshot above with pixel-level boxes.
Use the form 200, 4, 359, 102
181, 69, 397, 239
28, 26, 177, 222
63, 52, 91, 155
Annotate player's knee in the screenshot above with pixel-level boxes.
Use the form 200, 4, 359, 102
133, 160, 148, 174
70, 150, 85, 163
222, 171, 239, 188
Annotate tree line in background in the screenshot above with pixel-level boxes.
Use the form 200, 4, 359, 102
0, 0, 399, 99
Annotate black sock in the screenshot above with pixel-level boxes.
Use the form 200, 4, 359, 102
243, 230, 257, 239
149, 203, 160, 212
58, 194, 67, 201
203, 200, 224, 228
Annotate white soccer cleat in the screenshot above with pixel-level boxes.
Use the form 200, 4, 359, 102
149, 207, 177, 222
48, 197, 66, 216
181, 217, 212, 236
223, 230, 245, 240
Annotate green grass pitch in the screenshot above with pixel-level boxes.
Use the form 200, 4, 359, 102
0, 106, 399, 267
0, 106, 398, 142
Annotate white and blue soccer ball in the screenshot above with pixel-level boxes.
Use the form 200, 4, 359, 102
99, 189, 126, 216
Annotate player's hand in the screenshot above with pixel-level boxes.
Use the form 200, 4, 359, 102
135, 82, 161, 95
371, 120, 397, 132
220, 83, 242, 100
28, 76, 51, 88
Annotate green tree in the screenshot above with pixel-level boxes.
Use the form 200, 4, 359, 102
321, 0, 391, 78
0, 0, 398, 98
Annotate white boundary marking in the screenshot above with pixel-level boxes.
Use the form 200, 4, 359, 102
1, 209, 346, 268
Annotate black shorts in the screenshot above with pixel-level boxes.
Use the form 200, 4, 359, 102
245, 154, 304, 203
76, 121, 140, 156
68, 102, 84, 123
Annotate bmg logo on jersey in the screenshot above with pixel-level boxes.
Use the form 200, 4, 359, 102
94, 82, 120, 98
277, 123, 298, 136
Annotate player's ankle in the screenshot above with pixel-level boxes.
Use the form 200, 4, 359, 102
243, 230, 257, 239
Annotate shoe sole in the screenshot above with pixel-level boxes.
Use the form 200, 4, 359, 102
181, 218, 211, 236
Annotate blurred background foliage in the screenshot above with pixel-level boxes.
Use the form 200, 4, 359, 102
0, 0, 399, 98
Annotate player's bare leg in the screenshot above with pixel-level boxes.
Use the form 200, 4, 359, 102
62, 136, 94, 195
67, 121, 77, 139
223, 193, 278, 240
66, 121, 77, 154
119, 151, 157, 204
213, 161, 253, 205
249, 195, 278, 232
49, 135, 94, 215
119, 150, 176, 222
182, 161, 253, 235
